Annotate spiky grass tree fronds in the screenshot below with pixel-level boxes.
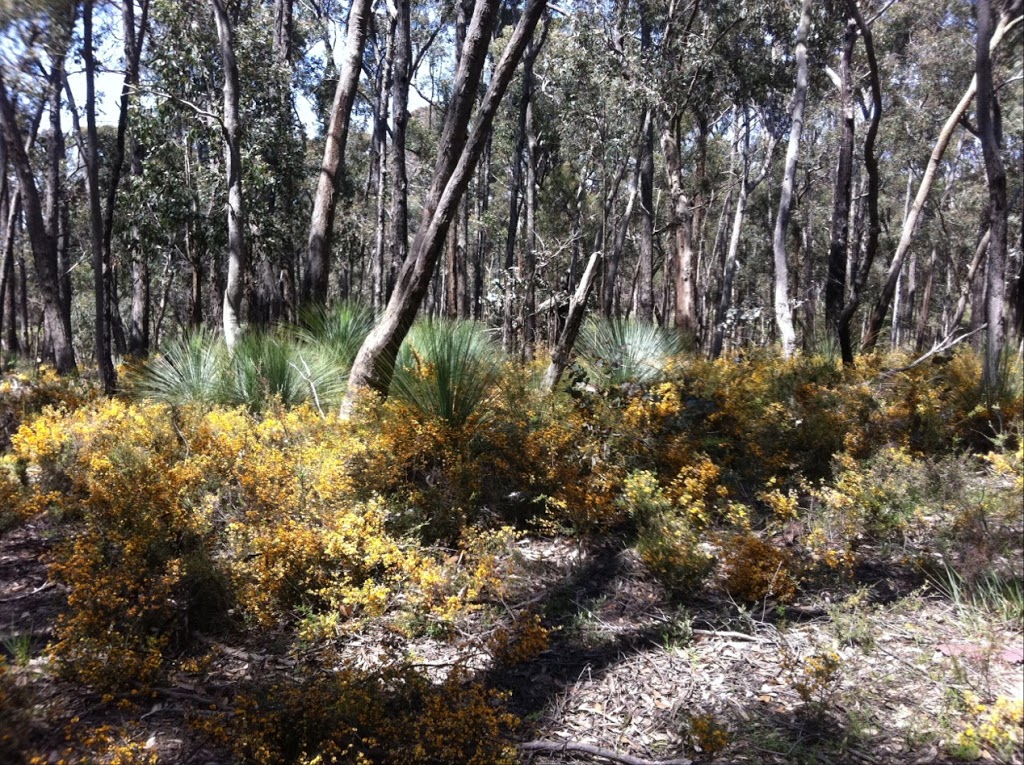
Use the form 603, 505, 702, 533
391, 319, 502, 427
576, 318, 685, 389
132, 329, 229, 405
296, 302, 376, 376
224, 331, 346, 413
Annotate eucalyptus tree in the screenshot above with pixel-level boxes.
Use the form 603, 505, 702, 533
301, 0, 372, 309
861, 5, 1022, 352
0, 0, 76, 372
208, 0, 247, 350
82, 0, 117, 390
976, 0, 1014, 390
347, 0, 548, 400
823, 0, 882, 365
771, 0, 812, 358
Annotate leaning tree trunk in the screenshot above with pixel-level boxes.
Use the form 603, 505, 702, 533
976, 0, 1009, 392
861, 12, 1018, 352
84, 0, 117, 392
301, 0, 372, 309
771, 0, 812, 358
346, 0, 547, 401
0, 69, 76, 372
210, 0, 247, 350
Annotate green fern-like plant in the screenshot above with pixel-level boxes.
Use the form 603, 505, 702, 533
576, 318, 684, 389
132, 329, 229, 406
391, 319, 501, 427
224, 331, 345, 413
296, 302, 376, 377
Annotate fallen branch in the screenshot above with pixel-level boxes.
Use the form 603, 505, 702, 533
692, 628, 760, 641
519, 740, 692, 765
876, 324, 986, 379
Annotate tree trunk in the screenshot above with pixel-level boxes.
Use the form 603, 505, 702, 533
387, 0, 412, 304
543, 245, 603, 391
0, 71, 76, 372
372, 15, 395, 311
661, 115, 696, 342
210, 0, 248, 350
108, 0, 150, 357
503, 58, 528, 348
301, 0, 372, 308
826, 19, 856, 360
712, 110, 751, 360
636, 107, 655, 323
915, 248, 937, 351
274, 0, 294, 64
84, 0, 117, 392
861, 12, 1017, 352
976, 0, 1009, 391
833, 0, 883, 363
771, 0, 812, 358
347, 0, 547, 401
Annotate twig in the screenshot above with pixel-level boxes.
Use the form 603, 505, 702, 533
519, 740, 692, 765
0, 581, 56, 602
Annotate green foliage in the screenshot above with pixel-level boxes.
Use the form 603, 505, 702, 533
621, 471, 716, 598
131, 329, 228, 406
295, 301, 376, 375
928, 563, 1024, 629
133, 329, 344, 412
391, 319, 502, 427
576, 318, 684, 389
225, 330, 344, 413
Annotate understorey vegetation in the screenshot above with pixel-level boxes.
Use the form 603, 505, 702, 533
1, 329, 1021, 764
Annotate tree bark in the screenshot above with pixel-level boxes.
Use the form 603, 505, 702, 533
861, 12, 1018, 352
826, 18, 856, 360
976, 0, 1009, 391
636, 103, 655, 322
915, 248, 937, 351
346, 0, 547, 401
771, 0, 812, 358
661, 115, 696, 342
0, 71, 76, 372
274, 0, 294, 64
0, 97, 44, 355
106, 0, 151, 357
84, 0, 117, 391
387, 0, 411, 303
210, 0, 248, 350
301, 0, 372, 308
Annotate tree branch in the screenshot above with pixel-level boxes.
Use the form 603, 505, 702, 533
519, 740, 692, 765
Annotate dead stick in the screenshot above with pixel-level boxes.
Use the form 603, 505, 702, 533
519, 740, 692, 765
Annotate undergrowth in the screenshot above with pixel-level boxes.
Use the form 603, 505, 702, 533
0, 340, 1020, 763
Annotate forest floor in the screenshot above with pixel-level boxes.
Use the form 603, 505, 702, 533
2, 514, 1022, 765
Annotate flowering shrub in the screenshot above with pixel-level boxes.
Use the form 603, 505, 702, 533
953, 694, 1024, 761
687, 712, 730, 757
195, 664, 519, 765
620, 470, 716, 598
719, 532, 798, 605
9, 398, 530, 689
